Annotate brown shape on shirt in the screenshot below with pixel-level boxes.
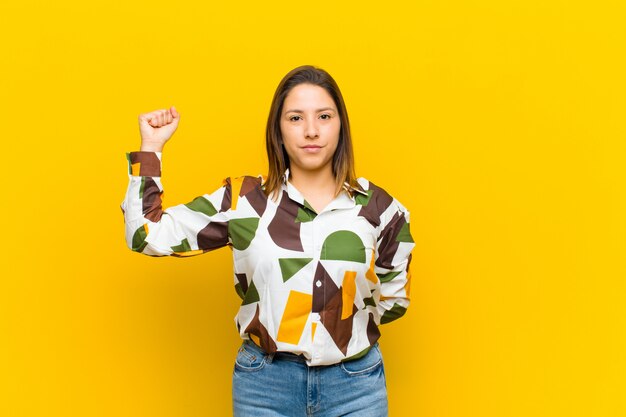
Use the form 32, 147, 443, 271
130, 152, 161, 177
312, 262, 339, 312
320, 287, 358, 356
267, 190, 304, 252
142, 177, 164, 223
358, 181, 394, 228
219, 178, 232, 213
197, 221, 229, 251
375, 210, 406, 270
366, 312, 381, 346
241, 176, 268, 217
312, 262, 358, 356
244, 304, 277, 354
236, 272, 248, 294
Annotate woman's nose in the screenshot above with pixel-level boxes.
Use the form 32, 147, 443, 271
305, 119, 319, 139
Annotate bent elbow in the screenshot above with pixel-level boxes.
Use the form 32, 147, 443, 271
380, 302, 408, 324
125, 223, 167, 256
127, 223, 150, 253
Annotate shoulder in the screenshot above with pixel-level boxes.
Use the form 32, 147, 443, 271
221, 174, 266, 195
221, 174, 268, 215
355, 177, 392, 200
355, 177, 410, 228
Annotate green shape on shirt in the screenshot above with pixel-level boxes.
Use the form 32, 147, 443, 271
355, 189, 373, 206
185, 196, 217, 216
362, 295, 376, 307
242, 279, 260, 305
138, 176, 145, 199
378, 271, 401, 283
234, 283, 245, 300
303, 200, 318, 214
228, 218, 260, 251
320, 230, 366, 263
279, 258, 313, 282
380, 303, 407, 324
296, 207, 315, 223
396, 222, 414, 243
132, 224, 148, 252
126, 152, 132, 175
171, 238, 191, 253
342, 345, 372, 362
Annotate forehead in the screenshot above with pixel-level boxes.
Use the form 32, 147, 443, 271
283, 84, 336, 110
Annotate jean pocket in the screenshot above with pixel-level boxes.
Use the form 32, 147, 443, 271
234, 343, 267, 372
339, 344, 383, 376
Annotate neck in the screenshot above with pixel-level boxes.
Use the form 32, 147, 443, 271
289, 164, 336, 195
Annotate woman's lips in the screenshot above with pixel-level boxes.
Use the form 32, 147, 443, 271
302, 145, 322, 153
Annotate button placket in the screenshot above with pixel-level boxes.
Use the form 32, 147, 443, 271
311, 212, 323, 360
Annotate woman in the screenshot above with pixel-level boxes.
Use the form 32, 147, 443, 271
121, 65, 415, 416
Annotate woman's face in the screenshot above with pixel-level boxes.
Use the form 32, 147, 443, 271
279, 83, 341, 177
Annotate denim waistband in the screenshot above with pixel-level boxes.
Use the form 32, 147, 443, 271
244, 339, 308, 363
243, 339, 374, 364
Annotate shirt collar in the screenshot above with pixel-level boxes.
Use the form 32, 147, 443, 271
279, 168, 368, 211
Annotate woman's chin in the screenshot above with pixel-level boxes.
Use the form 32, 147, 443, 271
290, 160, 332, 174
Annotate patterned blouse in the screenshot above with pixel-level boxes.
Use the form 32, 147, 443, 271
121, 151, 415, 366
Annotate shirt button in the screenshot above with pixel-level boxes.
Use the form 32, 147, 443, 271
316, 280, 322, 288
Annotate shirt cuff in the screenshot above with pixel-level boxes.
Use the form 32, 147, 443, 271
126, 151, 162, 177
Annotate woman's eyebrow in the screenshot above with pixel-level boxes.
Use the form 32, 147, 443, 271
284, 107, 336, 113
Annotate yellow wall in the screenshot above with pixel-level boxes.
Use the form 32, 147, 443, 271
1, 1, 625, 415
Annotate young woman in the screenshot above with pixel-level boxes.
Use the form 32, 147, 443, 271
121, 65, 415, 416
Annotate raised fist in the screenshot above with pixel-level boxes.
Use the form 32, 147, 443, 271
138, 106, 180, 152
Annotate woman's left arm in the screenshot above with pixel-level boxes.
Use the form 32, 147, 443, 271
374, 200, 415, 324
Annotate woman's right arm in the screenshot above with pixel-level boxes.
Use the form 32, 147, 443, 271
120, 107, 233, 257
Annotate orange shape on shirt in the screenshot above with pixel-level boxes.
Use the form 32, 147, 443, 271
277, 290, 312, 345
365, 250, 379, 284
405, 267, 412, 299
230, 176, 245, 210
341, 271, 357, 320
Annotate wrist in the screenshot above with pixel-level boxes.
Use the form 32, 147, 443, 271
127, 151, 162, 177
140, 142, 165, 152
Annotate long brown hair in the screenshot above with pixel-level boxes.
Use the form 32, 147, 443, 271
264, 65, 360, 201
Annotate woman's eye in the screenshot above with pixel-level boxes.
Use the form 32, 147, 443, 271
289, 114, 332, 121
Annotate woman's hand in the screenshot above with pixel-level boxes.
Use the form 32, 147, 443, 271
138, 106, 180, 152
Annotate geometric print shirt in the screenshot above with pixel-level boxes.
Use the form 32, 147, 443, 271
121, 151, 415, 366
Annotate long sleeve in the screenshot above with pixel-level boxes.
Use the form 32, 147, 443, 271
120, 151, 232, 257
374, 199, 415, 324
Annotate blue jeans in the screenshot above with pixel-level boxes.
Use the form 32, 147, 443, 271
232, 339, 388, 416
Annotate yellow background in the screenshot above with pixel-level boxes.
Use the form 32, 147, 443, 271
1, 0, 625, 415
